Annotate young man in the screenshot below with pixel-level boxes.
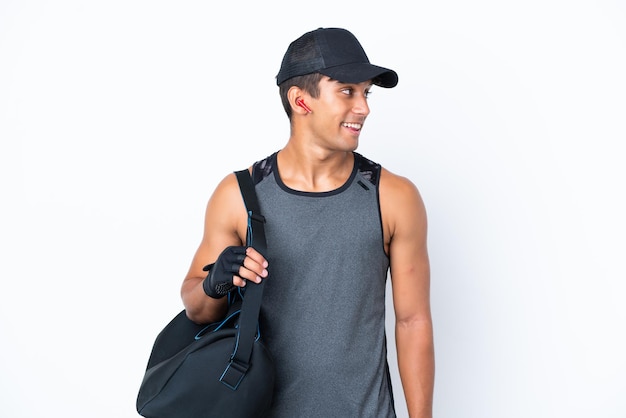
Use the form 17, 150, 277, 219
181, 27, 434, 417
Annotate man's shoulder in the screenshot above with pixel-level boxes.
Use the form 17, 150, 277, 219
251, 152, 278, 185
354, 153, 416, 191
354, 152, 383, 187
371, 159, 424, 208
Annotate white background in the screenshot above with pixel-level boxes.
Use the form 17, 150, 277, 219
1, 1, 625, 417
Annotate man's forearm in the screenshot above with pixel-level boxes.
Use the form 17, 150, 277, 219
396, 319, 435, 418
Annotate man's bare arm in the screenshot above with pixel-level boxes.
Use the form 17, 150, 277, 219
381, 169, 434, 418
181, 172, 268, 324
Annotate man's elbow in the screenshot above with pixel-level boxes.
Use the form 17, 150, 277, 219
396, 315, 433, 332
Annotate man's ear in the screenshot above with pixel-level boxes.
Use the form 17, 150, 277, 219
288, 87, 311, 114
295, 98, 312, 113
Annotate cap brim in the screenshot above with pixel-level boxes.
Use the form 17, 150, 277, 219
319, 63, 398, 88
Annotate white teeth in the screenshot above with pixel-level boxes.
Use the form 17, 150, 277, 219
342, 122, 362, 130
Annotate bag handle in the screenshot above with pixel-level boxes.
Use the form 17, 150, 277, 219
219, 169, 268, 390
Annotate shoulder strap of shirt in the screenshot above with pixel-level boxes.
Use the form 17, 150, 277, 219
354, 152, 382, 188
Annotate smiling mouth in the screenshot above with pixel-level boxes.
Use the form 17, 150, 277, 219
342, 122, 363, 131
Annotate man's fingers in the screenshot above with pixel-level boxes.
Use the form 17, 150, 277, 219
229, 263, 242, 274
233, 276, 248, 287
245, 247, 269, 268
241, 257, 268, 282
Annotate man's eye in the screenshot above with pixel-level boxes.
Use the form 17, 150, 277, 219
341, 88, 352, 95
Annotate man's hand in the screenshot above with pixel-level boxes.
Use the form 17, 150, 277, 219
202, 246, 268, 298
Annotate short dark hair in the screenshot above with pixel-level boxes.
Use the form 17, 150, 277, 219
278, 73, 324, 119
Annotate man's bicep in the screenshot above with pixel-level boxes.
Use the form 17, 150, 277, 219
186, 174, 248, 281
386, 177, 431, 322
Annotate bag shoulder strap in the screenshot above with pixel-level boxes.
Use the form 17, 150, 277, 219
236, 169, 266, 250
219, 169, 268, 390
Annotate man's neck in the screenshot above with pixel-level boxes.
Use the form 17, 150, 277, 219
275, 145, 355, 193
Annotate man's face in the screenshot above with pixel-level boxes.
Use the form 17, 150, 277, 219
308, 76, 372, 152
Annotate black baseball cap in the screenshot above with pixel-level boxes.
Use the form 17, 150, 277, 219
276, 27, 398, 88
